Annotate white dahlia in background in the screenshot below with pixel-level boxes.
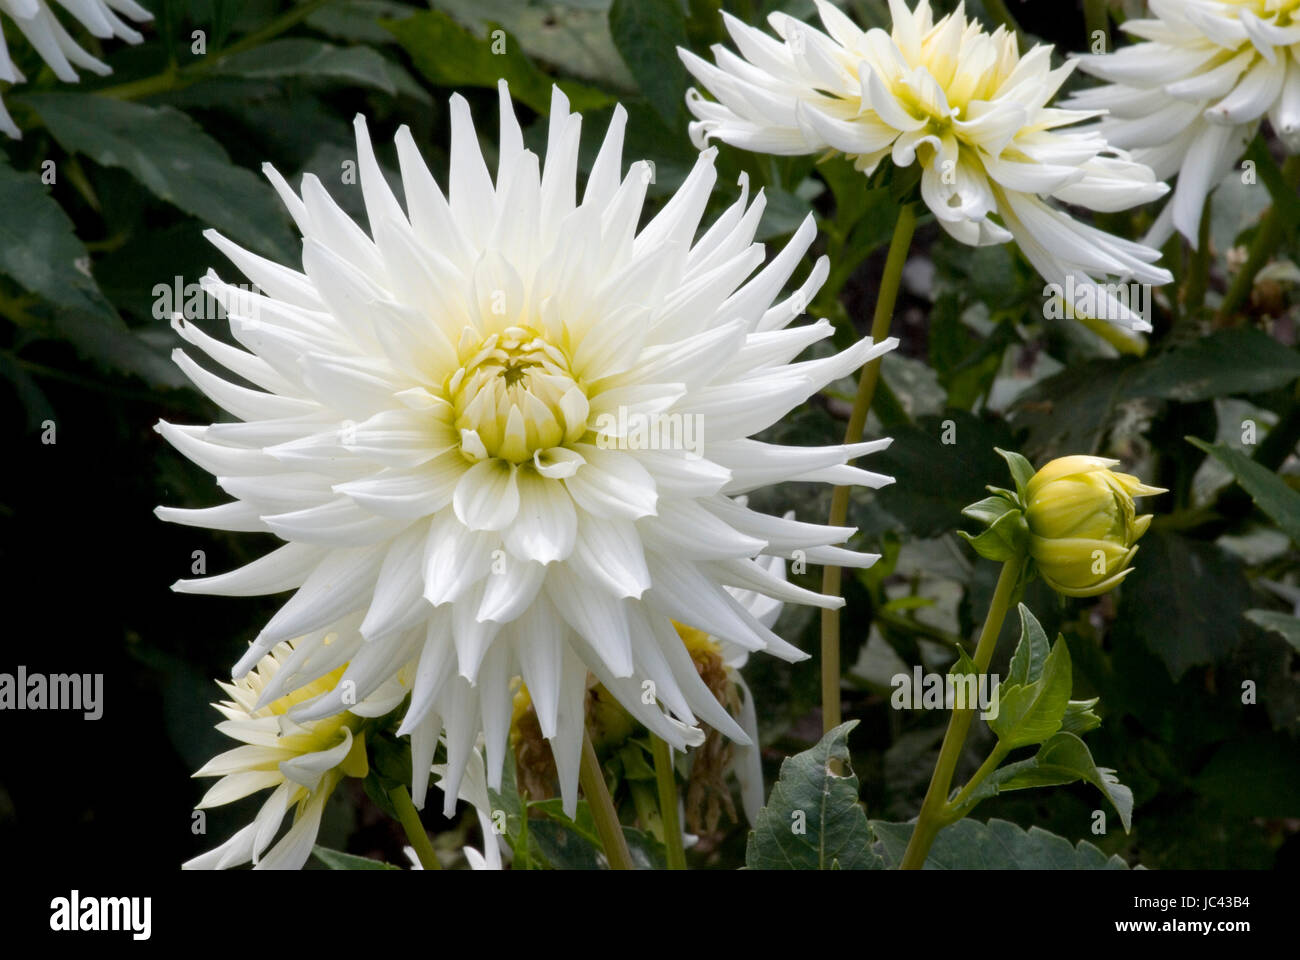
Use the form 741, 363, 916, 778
156, 81, 896, 820
183, 638, 407, 871
679, 0, 1173, 331
0, 0, 152, 138
1068, 0, 1300, 246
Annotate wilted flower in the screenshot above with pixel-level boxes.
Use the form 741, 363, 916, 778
156, 82, 896, 819
182, 637, 406, 870
1070, 0, 1300, 246
679, 0, 1172, 331
1024, 455, 1164, 597
0, 0, 153, 138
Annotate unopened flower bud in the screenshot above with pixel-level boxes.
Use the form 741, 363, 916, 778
1024, 456, 1164, 597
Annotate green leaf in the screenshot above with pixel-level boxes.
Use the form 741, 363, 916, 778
981, 732, 1134, 832
608, 0, 689, 129
958, 507, 1027, 563
989, 637, 1071, 749
1007, 358, 1133, 461
1060, 697, 1102, 736
745, 721, 881, 870
19, 93, 297, 260
961, 494, 1019, 527
383, 10, 614, 116
525, 797, 666, 870
486, 745, 541, 868
312, 846, 401, 870
0, 156, 118, 323
871, 818, 1135, 869
949, 646, 978, 679
213, 38, 421, 99
995, 447, 1035, 499
1195, 733, 1300, 818
428, 0, 635, 90
1125, 329, 1300, 403
1244, 609, 1300, 651
1188, 437, 1300, 542
873, 412, 1017, 537
308, 0, 417, 47
1006, 603, 1051, 687
1111, 530, 1250, 679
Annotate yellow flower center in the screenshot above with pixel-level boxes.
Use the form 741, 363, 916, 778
449, 326, 589, 463
1228, 0, 1300, 23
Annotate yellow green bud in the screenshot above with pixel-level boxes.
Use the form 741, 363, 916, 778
1023, 456, 1164, 597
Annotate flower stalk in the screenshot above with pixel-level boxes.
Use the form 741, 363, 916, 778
1218, 154, 1300, 322
581, 728, 635, 870
650, 735, 687, 870
820, 202, 915, 733
389, 784, 442, 871
899, 554, 1023, 869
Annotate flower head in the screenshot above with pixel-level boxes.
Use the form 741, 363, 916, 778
1024, 455, 1164, 597
182, 637, 405, 870
0, 0, 153, 138
156, 82, 896, 819
1070, 0, 1300, 246
679, 0, 1172, 331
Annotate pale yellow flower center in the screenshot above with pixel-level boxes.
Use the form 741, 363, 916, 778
449, 326, 589, 463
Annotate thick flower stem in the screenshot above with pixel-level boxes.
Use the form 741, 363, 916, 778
650, 735, 687, 870
899, 555, 1022, 870
580, 728, 635, 870
389, 784, 441, 870
820, 202, 915, 734
1218, 154, 1300, 322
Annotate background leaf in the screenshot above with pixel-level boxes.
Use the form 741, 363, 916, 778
871, 818, 1136, 869
745, 720, 881, 869
19, 93, 297, 259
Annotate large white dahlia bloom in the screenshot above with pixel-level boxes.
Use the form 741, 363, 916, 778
0, 0, 152, 137
679, 0, 1173, 331
1069, 0, 1300, 246
183, 639, 407, 871
156, 82, 896, 818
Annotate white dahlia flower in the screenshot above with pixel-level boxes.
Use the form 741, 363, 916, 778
679, 0, 1173, 331
156, 81, 896, 820
431, 746, 505, 870
182, 638, 406, 871
711, 548, 784, 825
1069, 0, 1300, 246
0, 0, 152, 137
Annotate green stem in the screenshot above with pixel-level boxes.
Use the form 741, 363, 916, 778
1185, 195, 1213, 314
1082, 0, 1110, 51
899, 555, 1022, 870
95, 0, 332, 100
943, 741, 1011, 821
580, 728, 634, 870
650, 735, 687, 870
819, 203, 916, 734
388, 784, 441, 870
1218, 154, 1300, 322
